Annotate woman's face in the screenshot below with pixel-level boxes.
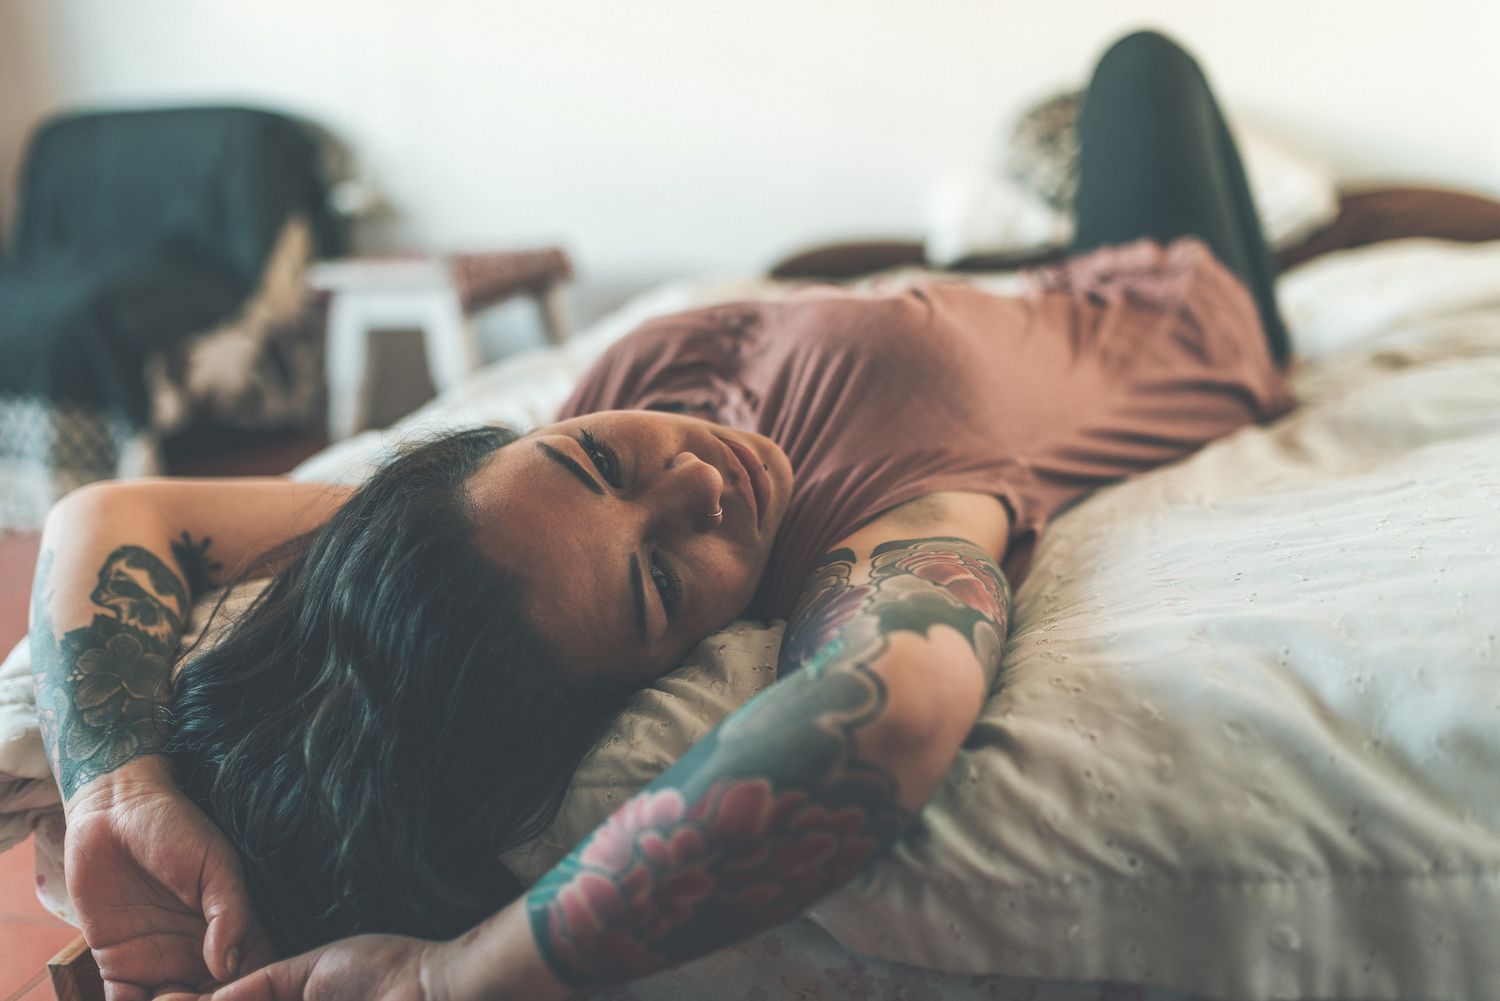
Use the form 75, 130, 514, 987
466, 410, 793, 685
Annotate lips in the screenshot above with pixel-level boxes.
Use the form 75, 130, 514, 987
717, 434, 769, 531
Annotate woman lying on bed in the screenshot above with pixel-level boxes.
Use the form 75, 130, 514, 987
29, 30, 1297, 1001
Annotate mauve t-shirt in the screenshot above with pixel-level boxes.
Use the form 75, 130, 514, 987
557, 238, 1298, 620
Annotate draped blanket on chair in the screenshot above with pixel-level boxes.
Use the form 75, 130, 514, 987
0, 106, 344, 530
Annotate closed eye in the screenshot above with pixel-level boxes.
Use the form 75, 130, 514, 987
571, 430, 684, 630
650, 555, 683, 620
579, 429, 623, 488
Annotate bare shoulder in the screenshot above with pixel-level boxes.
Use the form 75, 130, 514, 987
839, 491, 1011, 563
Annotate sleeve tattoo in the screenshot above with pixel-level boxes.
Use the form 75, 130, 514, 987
526, 536, 1012, 987
29, 537, 216, 800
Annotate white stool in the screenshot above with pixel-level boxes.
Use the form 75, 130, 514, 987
310, 250, 572, 439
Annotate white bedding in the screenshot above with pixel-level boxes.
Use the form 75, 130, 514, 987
4, 239, 1500, 1001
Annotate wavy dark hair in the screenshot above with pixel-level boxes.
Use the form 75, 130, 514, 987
163, 426, 631, 957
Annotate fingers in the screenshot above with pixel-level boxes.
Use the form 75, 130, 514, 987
105, 980, 197, 1001
238, 933, 281, 979
206, 959, 310, 1001
151, 988, 225, 1001
201, 855, 278, 982
102, 971, 198, 1001
103, 980, 149, 1001
203, 907, 277, 982
152, 971, 274, 1001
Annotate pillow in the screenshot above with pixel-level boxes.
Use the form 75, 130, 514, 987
179, 579, 269, 661
927, 90, 1340, 266
497, 621, 785, 884
924, 169, 1075, 267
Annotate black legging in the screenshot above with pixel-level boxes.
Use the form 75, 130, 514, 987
1069, 30, 1292, 368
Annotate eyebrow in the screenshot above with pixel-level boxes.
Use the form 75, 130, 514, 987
536, 441, 603, 495
537, 439, 648, 643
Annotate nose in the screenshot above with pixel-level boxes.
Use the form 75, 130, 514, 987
643, 449, 725, 534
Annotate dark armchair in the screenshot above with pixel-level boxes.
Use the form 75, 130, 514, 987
0, 105, 345, 529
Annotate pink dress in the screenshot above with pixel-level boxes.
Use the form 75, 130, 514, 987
558, 238, 1297, 619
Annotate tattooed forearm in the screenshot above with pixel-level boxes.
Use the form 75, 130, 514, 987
30, 540, 206, 799
526, 536, 1011, 989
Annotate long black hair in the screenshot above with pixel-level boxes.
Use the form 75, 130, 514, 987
164, 426, 631, 956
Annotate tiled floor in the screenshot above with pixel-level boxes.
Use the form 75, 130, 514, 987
0, 836, 76, 1001
0, 532, 39, 663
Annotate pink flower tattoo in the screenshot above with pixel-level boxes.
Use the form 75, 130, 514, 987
538, 781, 884, 981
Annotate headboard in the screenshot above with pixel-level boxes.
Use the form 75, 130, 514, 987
768, 186, 1500, 281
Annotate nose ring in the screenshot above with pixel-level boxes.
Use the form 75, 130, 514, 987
708, 506, 723, 522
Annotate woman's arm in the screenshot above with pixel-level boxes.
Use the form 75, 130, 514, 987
30, 477, 352, 800
28, 477, 352, 995
433, 528, 1011, 1000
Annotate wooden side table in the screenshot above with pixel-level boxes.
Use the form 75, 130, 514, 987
310, 247, 572, 439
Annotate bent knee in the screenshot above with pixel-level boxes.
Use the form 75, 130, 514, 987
1094, 28, 1204, 82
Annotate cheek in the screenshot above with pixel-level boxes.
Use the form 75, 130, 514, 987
695, 549, 759, 623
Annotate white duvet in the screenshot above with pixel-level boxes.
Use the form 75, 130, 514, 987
4, 239, 1500, 1000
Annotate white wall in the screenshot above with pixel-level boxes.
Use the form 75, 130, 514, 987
3, 0, 1498, 328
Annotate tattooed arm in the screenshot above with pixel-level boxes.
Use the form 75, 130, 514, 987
28, 477, 350, 996
424, 527, 1012, 1000
31, 478, 351, 799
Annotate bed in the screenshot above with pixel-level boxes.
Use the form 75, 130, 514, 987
5, 188, 1500, 1001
